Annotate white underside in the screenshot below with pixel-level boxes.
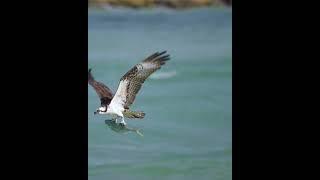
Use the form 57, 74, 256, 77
97, 79, 130, 125
108, 79, 128, 125
97, 96, 126, 124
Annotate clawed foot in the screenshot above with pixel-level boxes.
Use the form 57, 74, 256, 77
114, 117, 126, 126
120, 119, 126, 126
119, 120, 127, 126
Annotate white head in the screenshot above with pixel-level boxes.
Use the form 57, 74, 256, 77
94, 106, 107, 115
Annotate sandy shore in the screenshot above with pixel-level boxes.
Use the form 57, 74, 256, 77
88, 0, 231, 9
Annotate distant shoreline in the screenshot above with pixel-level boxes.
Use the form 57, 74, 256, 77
88, 0, 231, 9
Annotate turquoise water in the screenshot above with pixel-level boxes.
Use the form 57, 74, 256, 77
88, 7, 232, 180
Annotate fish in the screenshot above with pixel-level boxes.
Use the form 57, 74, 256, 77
104, 119, 144, 137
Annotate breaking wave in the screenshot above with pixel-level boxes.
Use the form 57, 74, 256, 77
150, 71, 177, 80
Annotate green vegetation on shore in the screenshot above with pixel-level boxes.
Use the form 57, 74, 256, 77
88, 0, 231, 9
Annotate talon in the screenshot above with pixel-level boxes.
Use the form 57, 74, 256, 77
119, 117, 126, 125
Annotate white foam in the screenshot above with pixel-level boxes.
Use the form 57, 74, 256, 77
150, 71, 177, 80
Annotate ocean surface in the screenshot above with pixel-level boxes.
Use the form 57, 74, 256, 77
88, 7, 232, 180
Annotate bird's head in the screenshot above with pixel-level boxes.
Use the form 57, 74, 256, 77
94, 106, 107, 115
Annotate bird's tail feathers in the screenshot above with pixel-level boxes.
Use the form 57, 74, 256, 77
123, 110, 145, 119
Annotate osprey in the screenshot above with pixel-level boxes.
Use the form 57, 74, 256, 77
88, 51, 170, 125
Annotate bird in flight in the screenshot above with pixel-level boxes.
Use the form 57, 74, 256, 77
88, 51, 170, 125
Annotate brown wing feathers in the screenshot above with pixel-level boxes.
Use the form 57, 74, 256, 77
89, 51, 170, 110
120, 51, 170, 109
143, 51, 170, 64
88, 69, 113, 106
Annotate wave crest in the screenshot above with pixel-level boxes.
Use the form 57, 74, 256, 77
150, 71, 177, 80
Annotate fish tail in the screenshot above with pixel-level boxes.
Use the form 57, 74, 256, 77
135, 129, 144, 137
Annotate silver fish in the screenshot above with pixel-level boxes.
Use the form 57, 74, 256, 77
104, 120, 143, 137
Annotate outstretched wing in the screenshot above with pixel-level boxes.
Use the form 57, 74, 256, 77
88, 69, 113, 106
110, 51, 170, 110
